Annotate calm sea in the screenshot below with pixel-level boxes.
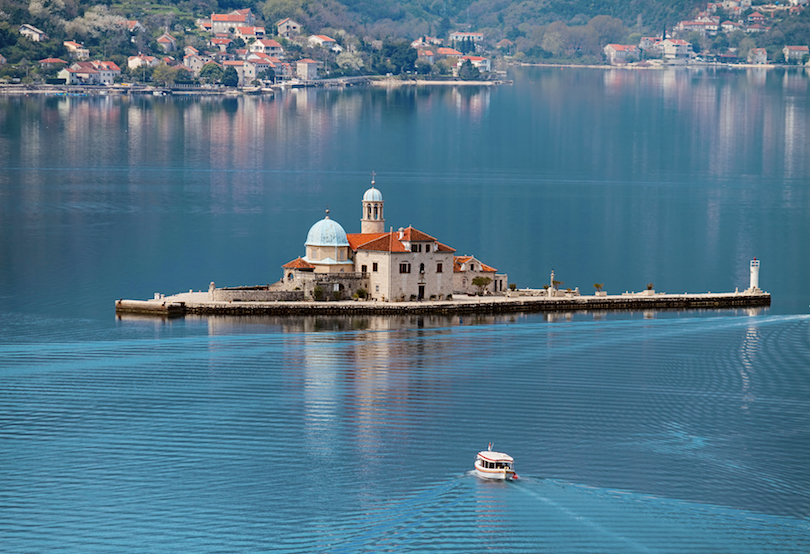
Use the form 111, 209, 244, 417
1, 67, 809, 552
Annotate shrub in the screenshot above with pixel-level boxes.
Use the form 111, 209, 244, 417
509, 283, 517, 291
313, 286, 323, 301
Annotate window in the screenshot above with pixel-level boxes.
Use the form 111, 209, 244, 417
361, 264, 367, 273
411, 244, 421, 253
436, 263, 442, 273
372, 262, 378, 272
373, 206, 378, 218
399, 263, 411, 274
288, 273, 294, 281
419, 263, 425, 274
375, 284, 379, 292
425, 244, 430, 253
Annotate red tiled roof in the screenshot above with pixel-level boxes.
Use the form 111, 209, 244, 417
40, 58, 67, 64
257, 39, 282, 47
435, 242, 456, 252
347, 232, 408, 253
453, 255, 496, 272
282, 257, 315, 270
785, 45, 809, 51
212, 14, 247, 22
606, 44, 638, 52
401, 226, 436, 242
437, 47, 462, 56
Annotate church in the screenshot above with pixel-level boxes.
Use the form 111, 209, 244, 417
280, 180, 508, 302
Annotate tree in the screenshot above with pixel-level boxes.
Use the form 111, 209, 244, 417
222, 66, 239, 87
472, 276, 492, 295
152, 63, 176, 86
594, 283, 604, 291
257, 67, 275, 83
199, 62, 224, 84
458, 59, 480, 80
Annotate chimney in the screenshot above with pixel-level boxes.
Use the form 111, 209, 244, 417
398, 227, 404, 240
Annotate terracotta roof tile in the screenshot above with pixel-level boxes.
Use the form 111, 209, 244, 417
282, 257, 315, 270
401, 226, 436, 242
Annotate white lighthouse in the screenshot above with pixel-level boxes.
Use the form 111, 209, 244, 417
748, 258, 760, 292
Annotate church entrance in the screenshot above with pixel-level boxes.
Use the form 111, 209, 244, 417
418, 285, 425, 301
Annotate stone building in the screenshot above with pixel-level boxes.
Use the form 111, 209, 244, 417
280, 182, 507, 301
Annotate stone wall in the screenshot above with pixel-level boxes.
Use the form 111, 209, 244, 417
212, 287, 305, 302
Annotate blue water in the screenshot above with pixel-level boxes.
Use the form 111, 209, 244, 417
1, 67, 810, 551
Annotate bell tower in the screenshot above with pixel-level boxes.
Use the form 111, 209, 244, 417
361, 173, 385, 234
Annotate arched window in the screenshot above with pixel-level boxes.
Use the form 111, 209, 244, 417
419, 262, 425, 274
288, 273, 294, 281
367, 205, 372, 218
374, 205, 378, 219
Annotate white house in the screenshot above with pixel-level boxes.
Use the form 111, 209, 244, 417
156, 33, 177, 53
128, 54, 159, 70
308, 35, 341, 52
457, 55, 491, 72
63, 40, 90, 60
250, 38, 284, 57
748, 48, 768, 64
19, 24, 47, 42
660, 39, 694, 60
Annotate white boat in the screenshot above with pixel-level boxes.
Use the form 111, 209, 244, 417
474, 444, 517, 480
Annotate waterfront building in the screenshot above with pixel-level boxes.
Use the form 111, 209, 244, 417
604, 44, 640, 64
783, 45, 809, 62
280, 183, 507, 301
748, 48, 768, 64
296, 59, 318, 80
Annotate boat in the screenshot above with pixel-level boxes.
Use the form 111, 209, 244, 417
474, 443, 517, 480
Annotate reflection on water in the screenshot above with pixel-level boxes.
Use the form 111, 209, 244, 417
1, 314, 809, 552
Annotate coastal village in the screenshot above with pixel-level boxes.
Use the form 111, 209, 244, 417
2, 0, 810, 91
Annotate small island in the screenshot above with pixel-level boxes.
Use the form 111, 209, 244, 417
115, 180, 770, 319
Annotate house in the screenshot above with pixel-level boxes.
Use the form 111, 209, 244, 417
449, 32, 484, 43
39, 58, 68, 69
747, 11, 766, 24
244, 58, 276, 83
453, 256, 507, 296
58, 66, 99, 85
184, 54, 212, 75
308, 35, 341, 52
250, 38, 284, 57
0, 54, 6, 65
87, 60, 121, 84
604, 44, 640, 64
63, 41, 90, 60
279, 184, 506, 302
660, 39, 694, 60
235, 26, 265, 41
276, 18, 301, 38
783, 45, 809, 62
157, 33, 177, 53
19, 24, 47, 42
457, 55, 491, 72
496, 39, 514, 52
639, 37, 663, 52
417, 50, 434, 64
436, 47, 463, 57
676, 20, 718, 36
410, 36, 443, 48
296, 58, 318, 80
721, 21, 741, 33
748, 48, 768, 64
746, 23, 771, 34
184, 45, 199, 57
128, 54, 159, 70
57, 61, 119, 85
127, 21, 145, 33
211, 13, 248, 34
210, 37, 233, 52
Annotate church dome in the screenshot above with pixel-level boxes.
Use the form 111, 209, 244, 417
363, 186, 383, 202
305, 214, 349, 247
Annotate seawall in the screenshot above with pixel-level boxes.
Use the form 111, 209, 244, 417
115, 291, 770, 318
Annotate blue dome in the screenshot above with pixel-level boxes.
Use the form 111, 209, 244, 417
363, 186, 383, 202
305, 216, 349, 247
